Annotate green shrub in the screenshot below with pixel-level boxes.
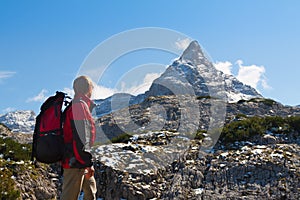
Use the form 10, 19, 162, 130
196, 95, 221, 100
248, 98, 260, 103
237, 98, 276, 106
220, 115, 299, 143
261, 98, 276, 106
195, 130, 206, 140
0, 137, 32, 161
196, 96, 211, 100
111, 133, 132, 143
264, 116, 290, 134
235, 113, 247, 119
0, 136, 32, 199
0, 164, 20, 199
221, 116, 266, 143
287, 116, 300, 133
237, 99, 246, 104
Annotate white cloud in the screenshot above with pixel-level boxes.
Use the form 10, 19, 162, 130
214, 61, 233, 75
144, 73, 161, 83
235, 59, 243, 66
75, 72, 161, 100
26, 73, 158, 104
120, 72, 161, 95
27, 89, 48, 103
92, 84, 116, 100
0, 71, 16, 80
236, 60, 266, 89
62, 85, 116, 100
62, 87, 74, 97
175, 38, 193, 50
214, 59, 271, 90
261, 76, 272, 90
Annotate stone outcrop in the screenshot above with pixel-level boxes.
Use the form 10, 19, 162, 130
14, 163, 61, 200
92, 130, 300, 200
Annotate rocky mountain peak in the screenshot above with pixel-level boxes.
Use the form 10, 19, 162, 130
180, 40, 205, 65
146, 40, 261, 101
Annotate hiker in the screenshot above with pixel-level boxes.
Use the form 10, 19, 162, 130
61, 76, 97, 200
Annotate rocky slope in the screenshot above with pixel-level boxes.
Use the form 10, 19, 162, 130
96, 96, 300, 143
90, 95, 300, 199
0, 124, 60, 200
1, 110, 300, 199
92, 129, 299, 200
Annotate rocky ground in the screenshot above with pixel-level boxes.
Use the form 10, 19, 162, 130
92, 130, 300, 200
1, 127, 300, 199
0, 124, 61, 200
14, 162, 60, 200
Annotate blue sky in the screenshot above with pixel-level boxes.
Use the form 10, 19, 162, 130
0, 0, 300, 114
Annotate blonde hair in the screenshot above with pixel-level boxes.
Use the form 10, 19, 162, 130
73, 76, 94, 95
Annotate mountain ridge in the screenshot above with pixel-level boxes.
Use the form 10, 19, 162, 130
0, 110, 35, 133
95, 40, 262, 117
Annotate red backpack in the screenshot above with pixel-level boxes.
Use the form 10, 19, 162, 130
31, 91, 71, 164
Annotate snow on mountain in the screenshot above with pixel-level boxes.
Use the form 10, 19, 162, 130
94, 40, 262, 117
146, 40, 262, 101
0, 110, 36, 133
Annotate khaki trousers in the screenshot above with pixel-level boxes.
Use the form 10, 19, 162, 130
61, 168, 97, 200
